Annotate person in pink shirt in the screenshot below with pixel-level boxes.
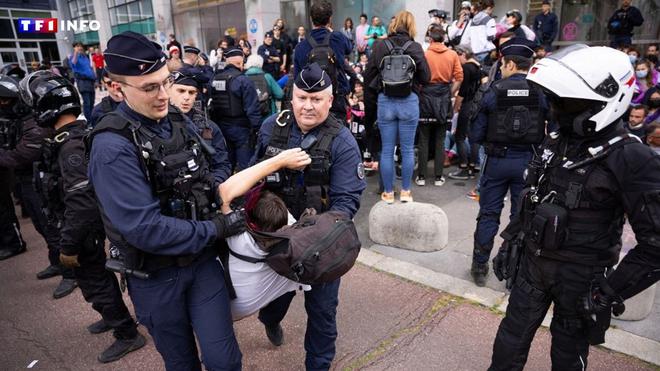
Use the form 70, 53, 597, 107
355, 13, 369, 59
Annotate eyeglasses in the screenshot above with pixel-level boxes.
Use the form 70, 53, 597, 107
119, 75, 175, 97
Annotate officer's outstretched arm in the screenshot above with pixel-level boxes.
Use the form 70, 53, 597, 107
219, 148, 311, 213
607, 145, 660, 300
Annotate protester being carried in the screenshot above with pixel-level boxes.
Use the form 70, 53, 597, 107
217, 148, 312, 321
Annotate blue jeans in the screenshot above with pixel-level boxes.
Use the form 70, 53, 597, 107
610, 35, 632, 48
80, 90, 95, 123
473, 150, 532, 263
377, 93, 419, 192
128, 257, 242, 371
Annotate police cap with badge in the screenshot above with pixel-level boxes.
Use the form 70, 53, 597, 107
223, 46, 244, 59
104, 31, 167, 76
499, 37, 536, 60
294, 62, 332, 93
488, 37, 544, 146
172, 65, 209, 90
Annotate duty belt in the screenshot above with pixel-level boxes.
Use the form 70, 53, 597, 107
141, 244, 217, 272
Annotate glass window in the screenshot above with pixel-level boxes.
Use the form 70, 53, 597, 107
0, 19, 14, 39
1, 52, 18, 64
128, 1, 141, 22
0, 41, 16, 48
40, 41, 61, 63
141, 0, 153, 18
110, 8, 118, 26
69, 1, 79, 18
0, 10, 9, 17
20, 42, 38, 48
10, 10, 51, 18
117, 5, 129, 24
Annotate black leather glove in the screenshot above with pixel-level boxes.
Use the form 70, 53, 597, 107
492, 241, 510, 282
579, 280, 626, 317
213, 209, 247, 239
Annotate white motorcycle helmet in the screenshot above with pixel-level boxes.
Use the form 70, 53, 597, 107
527, 44, 635, 136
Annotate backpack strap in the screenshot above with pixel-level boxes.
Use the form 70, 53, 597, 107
265, 110, 294, 158
400, 40, 414, 53
307, 34, 319, 49
229, 248, 266, 263
384, 39, 394, 53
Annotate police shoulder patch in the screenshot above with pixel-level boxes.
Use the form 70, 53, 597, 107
357, 163, 365, 179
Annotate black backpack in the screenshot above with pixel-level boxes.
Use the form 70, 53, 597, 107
231, 210, 361, 284
306, 33, 338, 93
247, 73, 271, 116
379, 39, 416, 97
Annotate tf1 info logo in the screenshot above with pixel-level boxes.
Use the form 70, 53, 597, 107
18, 18, 101, 33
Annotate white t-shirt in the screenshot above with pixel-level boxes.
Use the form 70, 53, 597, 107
226, 225, 310, 321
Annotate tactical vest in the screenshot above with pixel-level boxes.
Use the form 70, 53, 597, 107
88, 108, 219, 271
211, 67, 245, 120
99, 96, 116, 115
0, 116, 22, 150
520, 132, 639, 266
189, 100, 214, 147
262, 111, 342, 220
487, 77, 544, 146
34, 124, 89, 227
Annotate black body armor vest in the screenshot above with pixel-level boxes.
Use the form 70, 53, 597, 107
0, 116, 22, 150
487, 77, 544, 146
211, 67, 245, 121
34, 124, 89, 227
262, 111, 342, 220
520, 131, 640, 266
88, 107, 219, 271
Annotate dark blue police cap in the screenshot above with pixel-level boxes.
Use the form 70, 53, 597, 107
224, 46, 244, 59
183, 45, 200, 54
294, 63, 332, 92
104, 31, 167, 76
172, 65, 208, 89
500, 37, 536, 59
264, 31, 274, 38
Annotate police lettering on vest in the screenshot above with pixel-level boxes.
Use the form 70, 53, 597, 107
486, 77, 544, 145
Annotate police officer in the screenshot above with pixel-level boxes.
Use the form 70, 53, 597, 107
469, 37, 548, 286
0, 75, 27, 259
0, 75, 77, 298
210, 46, 261, 171
19, 70, 146, 363
88, 31, 244, 370
89, 69, 123, 127
169, 65, 231, 182
253, 63, 366, 370
258, 32, 281, 79
489, 45, 660, 371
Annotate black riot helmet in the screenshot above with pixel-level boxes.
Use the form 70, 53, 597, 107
19, 70, 81, 127
0, 75, 20, 100
0, 63, 26, 80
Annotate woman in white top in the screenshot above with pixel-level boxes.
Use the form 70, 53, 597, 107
218, 148, 312, 320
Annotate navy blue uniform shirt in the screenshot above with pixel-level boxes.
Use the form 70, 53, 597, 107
470, 73, 550, 148
533, 12, 558, 42
88, 102, 220, 256
293, 28, 352, 96
252, 114, 366, 219
219, 65, 262, 129
257, 44, 280, 78
90, 96, 120, 127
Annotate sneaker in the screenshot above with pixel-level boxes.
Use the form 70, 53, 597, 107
88, 319, 112, 334
264, 323, 284, 346
448, 168, 470, 180
415, 175, 426, 186
98, 333, 147, 363
470, 261, 489, 287
468, 168, 476, 179
36, 265, 61, 280
400, 190, 413, 203
53, 278, 77, 299
467, 189, 479, 201
434, 176, 446, 186
381, 191, 394, 204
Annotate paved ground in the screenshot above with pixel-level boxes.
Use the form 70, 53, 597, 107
1, 210, 658, 370
353, 162, 660, 345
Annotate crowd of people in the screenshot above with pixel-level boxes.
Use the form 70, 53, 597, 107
1, 0, 659, 370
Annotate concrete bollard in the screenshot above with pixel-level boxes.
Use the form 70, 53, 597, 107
368, 201, 449, 252
616, 284, 656, 321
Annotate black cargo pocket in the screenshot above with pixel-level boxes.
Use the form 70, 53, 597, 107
535, 203, 568, 250
642, 190, 660, 232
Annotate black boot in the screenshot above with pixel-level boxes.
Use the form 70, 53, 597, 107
0, 245, 26, 261
98, 333, 147, 363
471, 261, 489, 287
37, 265, 61, 280
53, 278, 77, 299
88, 319, 112, 334
265, 323, 284, 346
